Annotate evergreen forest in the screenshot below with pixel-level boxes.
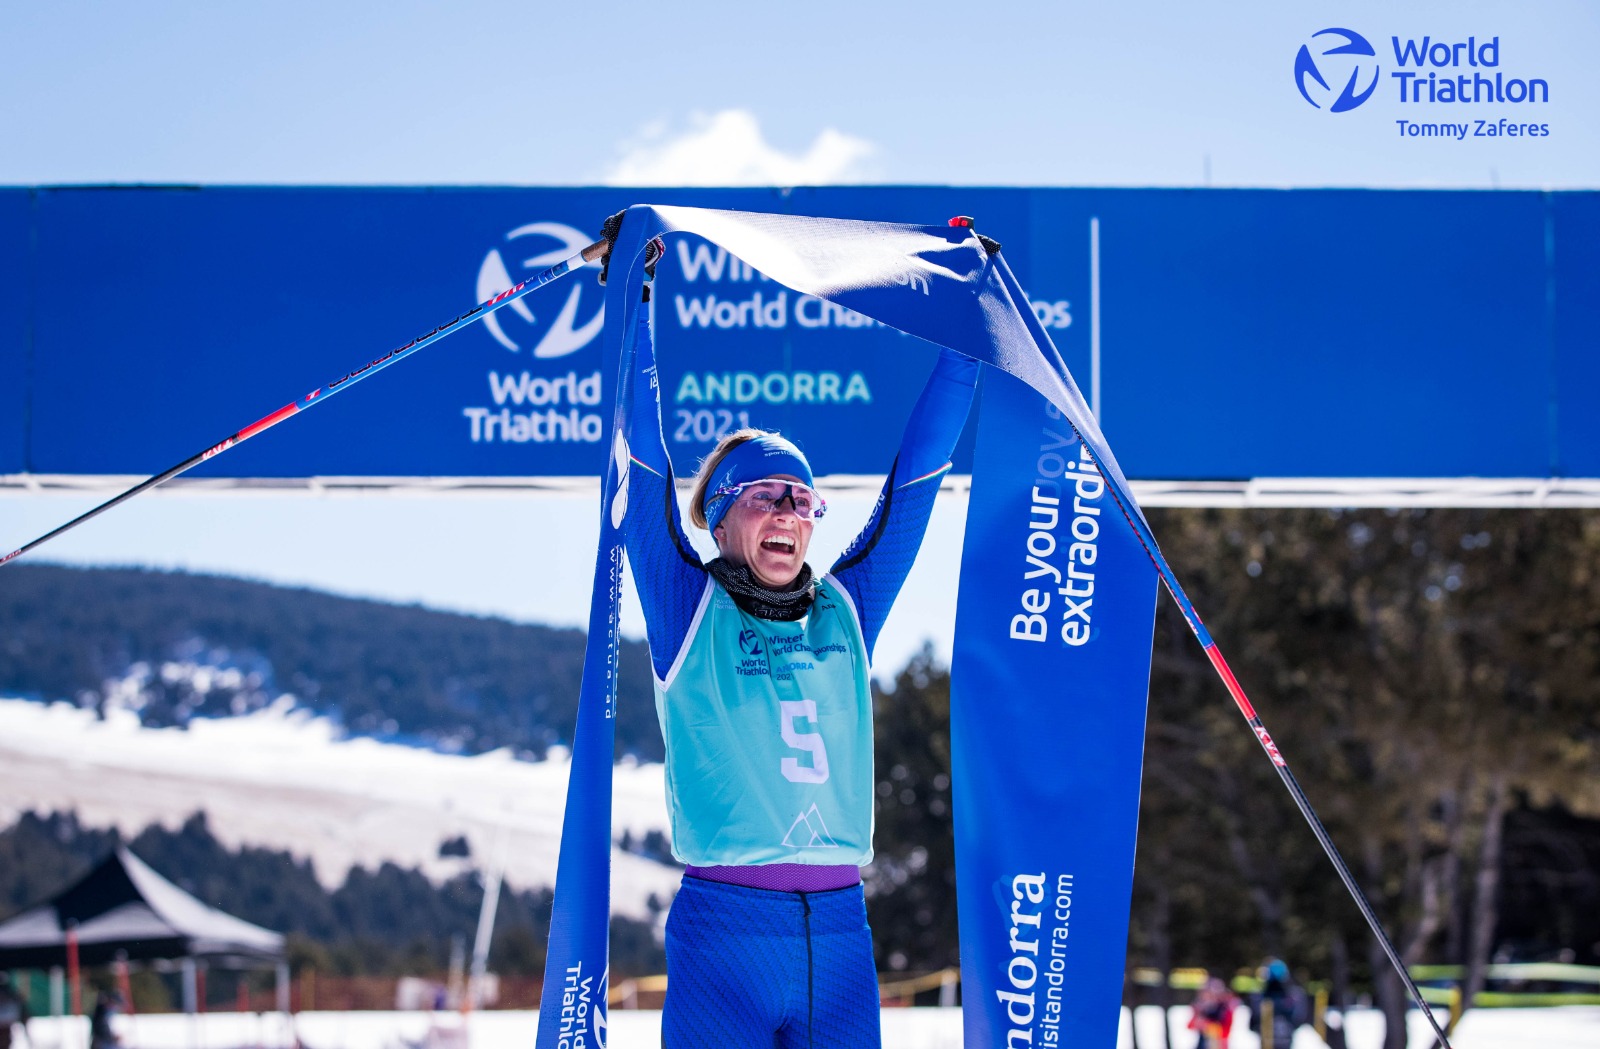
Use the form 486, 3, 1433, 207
0, 808, 664, 1003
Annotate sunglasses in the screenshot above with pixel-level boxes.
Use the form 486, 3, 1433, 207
712, 478, 828, 520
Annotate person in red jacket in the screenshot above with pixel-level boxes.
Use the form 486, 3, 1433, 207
1188, 976, 1241, 1049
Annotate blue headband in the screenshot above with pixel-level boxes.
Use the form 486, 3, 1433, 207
703, 434, 815, 533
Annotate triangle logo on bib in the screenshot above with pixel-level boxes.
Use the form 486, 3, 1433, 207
782, 804, 841, 848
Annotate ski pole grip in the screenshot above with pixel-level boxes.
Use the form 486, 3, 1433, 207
582, 239, 610, 263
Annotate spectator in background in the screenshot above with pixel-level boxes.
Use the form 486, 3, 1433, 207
1250, 959, 1310, 1049
1188, 976, 1240, 1049
0, 973, 29, 1049
88, 990, 122, 1049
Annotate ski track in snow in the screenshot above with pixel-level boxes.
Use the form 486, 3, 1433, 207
0, 698, 680, 920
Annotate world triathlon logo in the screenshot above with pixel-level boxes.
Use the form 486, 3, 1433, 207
1294, 28, 1381, 112
475, 222, 604, 357
738, 628, 763, 656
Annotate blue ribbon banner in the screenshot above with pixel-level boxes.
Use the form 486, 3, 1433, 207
532, 218, 655, 1049
536, 206, 1160, 1049
952, 369, 1157, 1047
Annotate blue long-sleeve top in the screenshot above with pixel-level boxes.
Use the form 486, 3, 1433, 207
624, 309, 979, 680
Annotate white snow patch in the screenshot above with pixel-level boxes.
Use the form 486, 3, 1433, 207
0, 698, 678, 920
1122, 1003, 1600, 1049
21, 1005, 1600, 1049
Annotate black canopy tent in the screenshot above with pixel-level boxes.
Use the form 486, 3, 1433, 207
0, 846, 283, 970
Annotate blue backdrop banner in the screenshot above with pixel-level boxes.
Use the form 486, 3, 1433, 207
3, 186, 1598, 483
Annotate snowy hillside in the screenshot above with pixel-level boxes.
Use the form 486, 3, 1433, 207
0, 697, 679, 919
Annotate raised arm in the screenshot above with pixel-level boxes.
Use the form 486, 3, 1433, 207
829, 347, 979, 660
622, 304, 708, 680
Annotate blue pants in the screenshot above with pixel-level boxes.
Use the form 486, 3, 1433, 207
663, 877, 881, 1048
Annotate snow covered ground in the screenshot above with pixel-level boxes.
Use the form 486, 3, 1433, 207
0, 697, 680, 919
19, 1005, 1600, 1049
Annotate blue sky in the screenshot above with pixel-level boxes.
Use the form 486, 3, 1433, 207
5, 1, 1596, 188
4, 0, 1597, 676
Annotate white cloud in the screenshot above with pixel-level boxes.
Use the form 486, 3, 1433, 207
604, 109, 879, 186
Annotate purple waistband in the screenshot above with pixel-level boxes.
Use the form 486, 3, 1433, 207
684, 862, 861, 892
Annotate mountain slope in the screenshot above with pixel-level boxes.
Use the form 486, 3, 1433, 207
0, 563, 662, 760
0, 698, 678, 919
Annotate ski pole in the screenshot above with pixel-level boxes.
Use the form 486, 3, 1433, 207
1094, 478, 1454, 1048
1196, 629, 1451, 1047
1, 238, 611, 569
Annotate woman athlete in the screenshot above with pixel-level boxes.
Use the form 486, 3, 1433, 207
623, 299, 978, 1048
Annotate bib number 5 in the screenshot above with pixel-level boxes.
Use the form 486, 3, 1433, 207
779, 700, 830, 784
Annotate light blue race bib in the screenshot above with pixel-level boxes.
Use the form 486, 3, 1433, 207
655, 576, 874, 866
